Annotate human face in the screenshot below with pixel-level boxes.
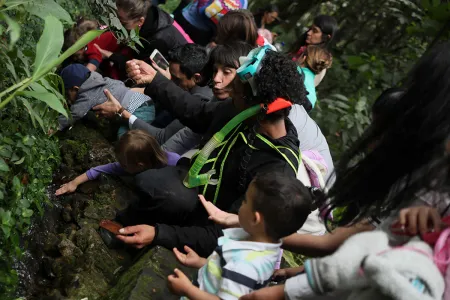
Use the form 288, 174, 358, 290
263, 11, 278, 25
306, 24, 323, 45
67, 87, 79, 105
212, 64, 236, 100
169, 62, 196, 91
238, 182, 257, 234
118, 9, 144, 31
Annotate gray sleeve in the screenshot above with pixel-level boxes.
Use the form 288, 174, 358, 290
58, 101, 89, 130
162, 127, 202, 155
132, 118, 185, 145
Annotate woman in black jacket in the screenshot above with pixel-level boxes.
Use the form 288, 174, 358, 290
97, 42, 308, 256
97, 0, 188, 71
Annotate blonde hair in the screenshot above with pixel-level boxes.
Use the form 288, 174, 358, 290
115, 130, 167, 171
304, 45, 333, 75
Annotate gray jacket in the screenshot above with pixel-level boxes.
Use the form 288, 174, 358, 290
132, 85, 213, 155
58, 72, 134, 130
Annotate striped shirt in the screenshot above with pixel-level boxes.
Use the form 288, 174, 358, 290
195, 228, 281, 300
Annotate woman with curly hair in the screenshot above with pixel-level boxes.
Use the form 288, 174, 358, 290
95, 41, 309, 256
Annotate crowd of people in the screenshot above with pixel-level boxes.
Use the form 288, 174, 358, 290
55, 0, 450, 299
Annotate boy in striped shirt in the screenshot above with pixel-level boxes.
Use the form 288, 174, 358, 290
167, 172, 314, 299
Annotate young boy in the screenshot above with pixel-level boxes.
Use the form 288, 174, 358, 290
59, 64, 155, 136
167, 172, 313, 299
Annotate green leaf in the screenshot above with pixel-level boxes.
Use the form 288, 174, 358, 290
0, 190, 3, 200
22, 209, 33, 218
23, 0, 72, 24
21, 98, 45, 130
0, 12, 21, 48
33, 15, 64, 78
0, 158, 9, 172
13, 157, 25, 165
19, 91, 67, 117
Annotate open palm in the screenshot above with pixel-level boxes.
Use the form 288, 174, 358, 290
199, 195, 240, 228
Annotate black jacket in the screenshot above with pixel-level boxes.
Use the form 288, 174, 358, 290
110, 6, 187, 71
144, 74, 301, 257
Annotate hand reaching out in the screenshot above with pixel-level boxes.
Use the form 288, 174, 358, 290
116, 225, 155, 249
167, 268, 193, 296
199, 195, 240, 228
397, 205, 441, 236
92, 89, 122, 118
173, 245, 206, 269
94, 43, 113, 59
150, 59, 171, 80
55, 180, 78, 196
126, 60, 157, 85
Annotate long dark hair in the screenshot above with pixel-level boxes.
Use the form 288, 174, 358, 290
324, 42, 450, 226
288, 15, 338, 55
253, 4, 279, 28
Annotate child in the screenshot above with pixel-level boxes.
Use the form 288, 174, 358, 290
59, 64, 155, 137
167, 172, 314, 299
298, 45, 332, 111
56, 130, 181, 196
63, 18, 131, 80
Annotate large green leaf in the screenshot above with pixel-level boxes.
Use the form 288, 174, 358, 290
33, 15, 64, 78
22, 0, 72, 24
19, 91, 67, 117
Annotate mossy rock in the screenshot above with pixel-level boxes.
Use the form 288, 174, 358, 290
106, 246, 196, 300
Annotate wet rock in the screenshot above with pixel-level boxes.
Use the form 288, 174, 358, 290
74, 227, 120, 283
42, 257, 56, 279
58, 238, 83, 258
70, 194, 90, 222
43, 233, 61, 257
77, 218, 100, 231
83, 204, 116, 221
62, 204, 73, 223
106, 246, 196, 300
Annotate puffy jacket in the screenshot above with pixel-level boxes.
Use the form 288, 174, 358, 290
110, 6, 188, 70
143, 73, 301, 256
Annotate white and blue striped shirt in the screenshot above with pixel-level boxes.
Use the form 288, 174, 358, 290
195, 228, 281, 300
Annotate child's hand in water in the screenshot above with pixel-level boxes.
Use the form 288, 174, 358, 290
173, 245, 206, 269
167, 268, 193, 296
55, 181, 78, 196
395, 206, 441, 236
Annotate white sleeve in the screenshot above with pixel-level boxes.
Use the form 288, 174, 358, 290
285, 273, 316, 300
128, 115, 137, 129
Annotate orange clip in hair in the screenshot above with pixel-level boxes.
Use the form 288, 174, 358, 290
262, 98, 292, 114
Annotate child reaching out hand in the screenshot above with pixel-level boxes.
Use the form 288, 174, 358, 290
56, 130, 180, 196
167, 172, 314, 300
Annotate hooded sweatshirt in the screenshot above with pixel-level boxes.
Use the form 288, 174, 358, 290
141, 73, 301, 257
109, 6, 188, 71
58, 72, 150, 130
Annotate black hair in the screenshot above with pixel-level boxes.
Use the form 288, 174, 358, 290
201, 42, 255, 86
252, 49, 307, 122
323, 42, 450, 227
167, 44, 208, 79
253, 5, 279, 28
289, 15, 338, 55
251, 172, 313, 240
371, 87, 405, 123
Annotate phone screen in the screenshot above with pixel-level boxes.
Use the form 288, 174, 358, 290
151, 51, 169, 70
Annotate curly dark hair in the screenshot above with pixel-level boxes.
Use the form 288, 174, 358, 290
251, 50, 307, 121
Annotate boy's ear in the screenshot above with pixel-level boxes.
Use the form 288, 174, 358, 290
193, 73, 203, 84
253, 211, 262, 225
73, 86, 80, 92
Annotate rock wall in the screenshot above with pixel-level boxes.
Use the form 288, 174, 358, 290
20, 121, 195, 300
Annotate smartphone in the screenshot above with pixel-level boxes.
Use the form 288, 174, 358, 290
150, 49, 169, 70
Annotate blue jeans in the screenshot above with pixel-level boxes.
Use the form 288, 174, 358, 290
117, 104, 155, 138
